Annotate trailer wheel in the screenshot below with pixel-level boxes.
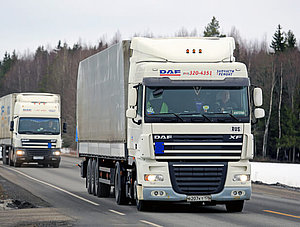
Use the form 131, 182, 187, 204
225, 200, 244, 212
92, 159, 97, 196
114, 162, 128, 205
86, 159, 93, 194
3, 146, 8, 165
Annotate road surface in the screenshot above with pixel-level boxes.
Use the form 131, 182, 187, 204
0, 156, 299, 226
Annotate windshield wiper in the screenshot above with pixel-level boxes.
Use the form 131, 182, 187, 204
149, 113, 184, 122
18, 131, 35, 134
178, 112, 212, 122
212, 112, 240, 122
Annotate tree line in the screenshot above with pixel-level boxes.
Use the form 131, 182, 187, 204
0, 17, 299, 163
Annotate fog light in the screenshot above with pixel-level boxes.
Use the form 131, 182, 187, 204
144, 174, 164, 182
233, 174, 250, 182
16, 150, 25, 156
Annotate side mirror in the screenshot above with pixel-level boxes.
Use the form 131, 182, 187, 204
63, 122, 67, 133
128, 88, 137, 107
10, 121, 14, 131
126, 109, 137, 119
254, 108, 265, 119
253, 88, 263, 107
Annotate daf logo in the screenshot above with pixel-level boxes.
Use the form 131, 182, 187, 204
229, 135, 242, 140
154, 135, 172, 140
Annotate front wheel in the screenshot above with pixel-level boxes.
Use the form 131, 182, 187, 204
134, 180, 149, 211
225, 200, 244, 212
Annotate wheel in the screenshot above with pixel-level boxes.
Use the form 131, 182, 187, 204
52, 163, 59, 168
2, 146, 8, 165
114, 162, 128, 205
95, 160, 110, 198
86, 159, 93, 194
92, 159, 97, 196
225, 200, 244, 212
134, 180, 149, 211
8, 148, 14, 166
14, 161, 21, 167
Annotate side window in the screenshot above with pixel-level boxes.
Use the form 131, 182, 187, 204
137, 85, 143, 116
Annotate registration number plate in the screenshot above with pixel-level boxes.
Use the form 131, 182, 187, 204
187, 195, 211, 202
33, 156, 44, 160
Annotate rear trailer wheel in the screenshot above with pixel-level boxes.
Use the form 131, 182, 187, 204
225, 200, 244, 212
86, 159, 93, 194
114, 162, 128, 205
92, 159, 97, 196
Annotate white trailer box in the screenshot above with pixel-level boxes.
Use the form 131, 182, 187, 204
77, 41, 130, 158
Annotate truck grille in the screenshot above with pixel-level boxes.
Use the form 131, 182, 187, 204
169, 162, 227, 195
153, 134, 242, 161
26, 149, 52, 156
21, 139, 57, 148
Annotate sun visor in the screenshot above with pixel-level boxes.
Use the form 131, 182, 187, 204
143, 77, 250, 87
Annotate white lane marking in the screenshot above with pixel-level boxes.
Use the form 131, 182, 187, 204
109, 209, 126, 216
140, 220, 163, 227
5, 167, 100, 206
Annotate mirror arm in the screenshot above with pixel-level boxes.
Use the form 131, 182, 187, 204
132, 118, 142, 125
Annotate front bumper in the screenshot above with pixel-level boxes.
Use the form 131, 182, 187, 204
142, 186, 251, 202
14, 148, 61, 165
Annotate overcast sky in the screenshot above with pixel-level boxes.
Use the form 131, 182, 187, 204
0, 0, 299, 58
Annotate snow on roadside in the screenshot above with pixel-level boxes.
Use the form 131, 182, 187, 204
251, 162, 300, 188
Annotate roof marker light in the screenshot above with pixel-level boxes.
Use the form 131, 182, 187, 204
186, 49, 189, 54
199, 49, 202, 53
192, 49, 196, 54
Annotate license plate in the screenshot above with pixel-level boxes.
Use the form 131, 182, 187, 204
33, 156, 44, 160
187, 195, 211, 202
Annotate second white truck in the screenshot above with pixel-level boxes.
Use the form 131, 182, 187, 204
0, 93, 66, 167
77, 37, 265, 212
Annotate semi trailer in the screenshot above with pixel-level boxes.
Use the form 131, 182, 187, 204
0, 93, 66, 167
77, 37, 265, 211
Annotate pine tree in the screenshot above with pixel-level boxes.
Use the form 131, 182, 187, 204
286, 30, 296, 49
270, 24, 286, 53
204, 16, 225, 37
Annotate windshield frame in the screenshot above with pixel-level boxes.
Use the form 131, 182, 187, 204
144, 86, 250, 123
18, 117, 60, 135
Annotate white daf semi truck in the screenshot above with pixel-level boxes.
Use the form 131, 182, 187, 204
0, 93, 66, 167
77, 37, 265, 212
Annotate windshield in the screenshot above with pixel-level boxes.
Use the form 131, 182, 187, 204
18, 118, 60, 135
145, 86, 249, 123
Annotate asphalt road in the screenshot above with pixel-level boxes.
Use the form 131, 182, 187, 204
0, 156, 300, 227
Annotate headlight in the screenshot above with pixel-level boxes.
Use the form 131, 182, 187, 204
233, 174, 250, 182
16, 150, 25, 156
144, 174, 164, 182
53, 151, 61, 156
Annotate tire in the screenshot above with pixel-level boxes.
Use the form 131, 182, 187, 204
8, 148, 14, 166
86, 159, 93, 194
134, 180, 149, 211
14, 161, 21, 167
2, 146, 8, 165
225, 200, 244, 212
92, 159, 97, 196
114, 162, 128, 205
52, 163, 59, 168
